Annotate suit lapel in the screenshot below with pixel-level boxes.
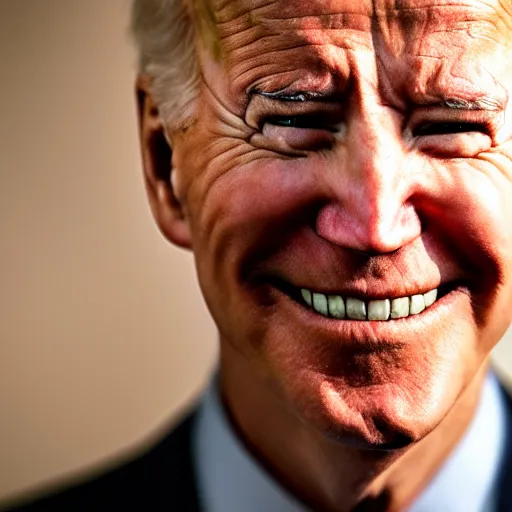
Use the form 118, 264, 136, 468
144, 412, 201, 512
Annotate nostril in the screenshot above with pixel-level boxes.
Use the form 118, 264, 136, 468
351, 248, 399, 257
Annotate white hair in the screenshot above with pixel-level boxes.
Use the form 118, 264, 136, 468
130, 0, 200, 131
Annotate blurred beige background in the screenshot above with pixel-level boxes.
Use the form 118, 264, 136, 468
0, 0, 511, 504
0, 0, 217, 503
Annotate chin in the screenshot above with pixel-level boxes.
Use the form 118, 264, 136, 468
255, 290, 485, 450
281, 365, 466, 450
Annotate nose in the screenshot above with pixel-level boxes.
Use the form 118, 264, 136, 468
315, 106, 422, 254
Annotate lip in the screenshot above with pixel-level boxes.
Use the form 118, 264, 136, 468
272, 277, 452, 303
265, 281, 471, 348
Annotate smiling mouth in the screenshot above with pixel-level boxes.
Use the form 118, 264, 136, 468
273, 281, 455, 322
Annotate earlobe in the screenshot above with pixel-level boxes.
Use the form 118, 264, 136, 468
136, 74, 192, 250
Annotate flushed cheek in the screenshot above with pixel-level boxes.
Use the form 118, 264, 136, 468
457, 168, 512, 277
425, 159, 512, 343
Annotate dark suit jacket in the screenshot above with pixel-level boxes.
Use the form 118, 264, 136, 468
2, 386, 512, 512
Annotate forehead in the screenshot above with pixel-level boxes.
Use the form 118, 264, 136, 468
207, 0, 510, 26
203, 0, 512, 40
194, 0, 512, 100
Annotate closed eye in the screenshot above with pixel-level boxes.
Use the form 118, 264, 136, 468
413, 122, 488, 137
265, 115, 338, 132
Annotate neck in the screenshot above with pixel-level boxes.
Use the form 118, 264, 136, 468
219, 349, 488, 512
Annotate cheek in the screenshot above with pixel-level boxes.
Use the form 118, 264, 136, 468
451, 168, 512, 275
191, 156, 316, 257
186, 156, 319, 336
434, 162, 512, 344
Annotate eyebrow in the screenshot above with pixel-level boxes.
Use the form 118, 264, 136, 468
248, 89, 338, 102
250, 89, 505, 111
440, 97, 504, 111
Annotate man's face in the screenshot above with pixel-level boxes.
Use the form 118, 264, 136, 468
169, 0, 512, 447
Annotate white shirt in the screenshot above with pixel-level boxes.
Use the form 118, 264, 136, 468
193, 373, 508, 512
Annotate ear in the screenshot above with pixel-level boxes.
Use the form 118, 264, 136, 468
136, 74, 192, 249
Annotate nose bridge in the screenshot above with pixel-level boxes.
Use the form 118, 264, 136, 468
316, 104, 421, 253
353, 109, 404, 221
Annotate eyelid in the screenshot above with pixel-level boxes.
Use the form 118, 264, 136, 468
245, 94, 344, 130
265, 114, 340, 132
407, 107, 499, 138
413, 122, 488, 137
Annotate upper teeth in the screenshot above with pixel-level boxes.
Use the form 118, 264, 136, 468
300, 288, 438, 321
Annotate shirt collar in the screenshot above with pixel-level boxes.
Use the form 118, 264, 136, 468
193, 372, 508, 512
409, 372, 507, 512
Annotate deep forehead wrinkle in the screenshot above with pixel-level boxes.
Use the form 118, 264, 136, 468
195, 0, 512, 60
373, 0, 498, 12
213, 0, 372, 25
194, 0, 512, 108
208, 0, 509, 23
372, 0, 512, 48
